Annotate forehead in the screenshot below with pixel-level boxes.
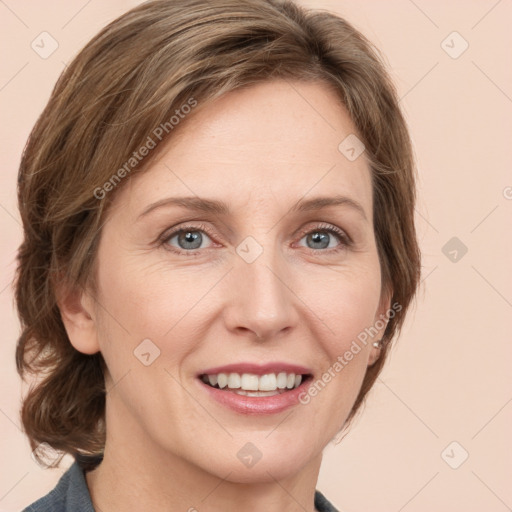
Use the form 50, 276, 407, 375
113, 79, 373, 219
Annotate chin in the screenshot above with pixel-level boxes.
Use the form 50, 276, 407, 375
194, 441, 317, 484
218, 459, 307, 484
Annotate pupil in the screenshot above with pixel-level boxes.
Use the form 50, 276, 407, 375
180, 231, 202, 249
309, 232, 328, 249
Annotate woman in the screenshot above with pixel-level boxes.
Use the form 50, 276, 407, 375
15, 0, 421, 510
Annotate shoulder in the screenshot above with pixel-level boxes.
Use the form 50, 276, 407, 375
315, 489, 340, 512
22, 460, 95, 512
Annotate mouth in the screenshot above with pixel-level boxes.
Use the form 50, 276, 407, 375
196, 362, 314, 414
199, 371, 313, 397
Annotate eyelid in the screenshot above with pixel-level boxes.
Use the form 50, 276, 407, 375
159, 222, 217, 248
294, 222, 352, 247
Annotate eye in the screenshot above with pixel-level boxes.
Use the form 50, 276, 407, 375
296, 223, 351, 253
161, 223, 215, 254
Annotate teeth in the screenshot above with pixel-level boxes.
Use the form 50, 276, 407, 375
227, 373, 241, 389
241, 374, 259, 391
259, 373, 277, 391
234, 389, 282, 397
276, 372, 287, 389
217, 373, 228, 389
201, 371, 305, 392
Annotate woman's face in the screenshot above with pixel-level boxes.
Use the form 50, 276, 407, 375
74, 79, 390, 482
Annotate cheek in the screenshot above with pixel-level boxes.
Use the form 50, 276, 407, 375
295, 274, 381, 438
93, 249, 218, 369
299, 260, 381, 394
307, 262, 382, 349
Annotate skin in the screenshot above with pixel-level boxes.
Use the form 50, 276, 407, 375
59, 79, 390, 512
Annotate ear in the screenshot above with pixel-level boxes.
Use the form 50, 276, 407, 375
367, 288, 393, 367
55, 279, 100, 355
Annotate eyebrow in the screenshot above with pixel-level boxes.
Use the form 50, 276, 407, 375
137, 194, 368, 222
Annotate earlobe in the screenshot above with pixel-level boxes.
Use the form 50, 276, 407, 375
367, 289, 393, 367
367, 340, 382, 366
56, 281, 100, 355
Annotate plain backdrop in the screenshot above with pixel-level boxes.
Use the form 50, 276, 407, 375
1, 1, 511, 511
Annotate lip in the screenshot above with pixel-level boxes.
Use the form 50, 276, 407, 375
197, 374, 313, 415
197, 362, 312, 377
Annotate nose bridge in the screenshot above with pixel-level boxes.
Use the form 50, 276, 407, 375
225, 233, 299, 338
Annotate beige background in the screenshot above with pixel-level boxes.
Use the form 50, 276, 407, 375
1, 1, 511, 511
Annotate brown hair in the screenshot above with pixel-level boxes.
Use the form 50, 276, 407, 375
15, 0, 421, 467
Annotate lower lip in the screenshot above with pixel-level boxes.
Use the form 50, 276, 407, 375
198, 377, 311, 415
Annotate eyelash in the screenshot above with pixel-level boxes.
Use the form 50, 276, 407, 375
159, 222, 352, 257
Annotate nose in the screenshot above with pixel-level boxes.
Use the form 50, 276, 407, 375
223, 240, 300, 341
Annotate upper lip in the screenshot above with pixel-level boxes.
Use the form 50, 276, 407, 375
198, 362, 312, 377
